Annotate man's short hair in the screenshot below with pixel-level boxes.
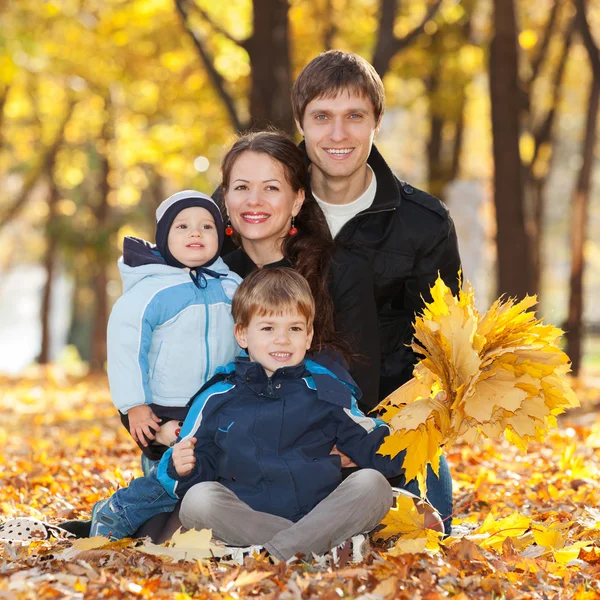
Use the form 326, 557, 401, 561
232, 267, 315, 330
292, 50, 385, 126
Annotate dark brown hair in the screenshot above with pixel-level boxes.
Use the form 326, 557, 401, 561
232, 267, 315, 330
292, 50, 385, 126
220, 131, 347, 357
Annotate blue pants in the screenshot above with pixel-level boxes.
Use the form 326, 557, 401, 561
92, 461, 177, 540
389, 454, 453, 534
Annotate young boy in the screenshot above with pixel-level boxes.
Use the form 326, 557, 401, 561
156, 268, 437, 562
90, 190, 241, 539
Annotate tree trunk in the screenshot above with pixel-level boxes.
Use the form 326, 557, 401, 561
426, 57, 446, 200
89, 105, 113, 372
489, 0, 533, 299
38, 176, 60, 364
246, 0, 293, 132
529, 176, 544, 296
565, 77, 600, 375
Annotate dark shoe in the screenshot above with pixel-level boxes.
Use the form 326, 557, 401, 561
59, 519, 92, 538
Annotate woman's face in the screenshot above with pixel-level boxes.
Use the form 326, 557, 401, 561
224, 151, 305, 248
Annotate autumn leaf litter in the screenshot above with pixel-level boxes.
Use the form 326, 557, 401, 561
1, 369, 599, 599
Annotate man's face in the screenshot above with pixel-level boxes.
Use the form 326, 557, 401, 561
296, 90, 380, 182
234, 310, 313, 377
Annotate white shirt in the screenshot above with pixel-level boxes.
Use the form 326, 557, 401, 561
312, 166, 377, 238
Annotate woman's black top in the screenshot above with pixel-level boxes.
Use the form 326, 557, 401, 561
223, 247, 380, 413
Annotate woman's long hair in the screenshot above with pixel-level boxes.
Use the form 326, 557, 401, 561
221, 131, 347, 357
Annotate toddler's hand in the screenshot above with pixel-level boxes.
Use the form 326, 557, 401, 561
128, 404, 161, 446
172, 437, 197, 476
154, 420, 183, 447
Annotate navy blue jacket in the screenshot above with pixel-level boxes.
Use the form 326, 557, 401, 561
157, 357, 405, 522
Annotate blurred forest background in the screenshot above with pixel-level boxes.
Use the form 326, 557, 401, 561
0, 0, 598, 378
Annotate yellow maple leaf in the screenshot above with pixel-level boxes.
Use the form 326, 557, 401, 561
471, 512, 532, 551
374, 493, 426, 540
386, 529, 442, 555
377, 275, 579, 495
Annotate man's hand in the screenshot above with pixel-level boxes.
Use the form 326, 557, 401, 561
172, 437, 197, 476
127, 404, 161, 446
330, 445, 358, 468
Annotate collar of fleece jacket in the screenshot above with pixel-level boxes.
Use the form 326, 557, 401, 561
225, 356, 361, 409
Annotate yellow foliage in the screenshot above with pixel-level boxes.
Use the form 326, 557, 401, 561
377, 276, 579, 495
374, 493, 427, 540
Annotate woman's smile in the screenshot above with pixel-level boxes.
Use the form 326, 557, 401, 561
241, 212, 271, 224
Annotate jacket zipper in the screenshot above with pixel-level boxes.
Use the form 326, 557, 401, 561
204, 293, 210, 381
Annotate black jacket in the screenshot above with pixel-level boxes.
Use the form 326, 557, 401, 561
304, 143, 461, 403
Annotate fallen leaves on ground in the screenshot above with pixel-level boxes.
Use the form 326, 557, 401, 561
1, 367, 600, 599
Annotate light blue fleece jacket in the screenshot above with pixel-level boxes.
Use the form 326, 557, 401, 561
107, 237, 242, 414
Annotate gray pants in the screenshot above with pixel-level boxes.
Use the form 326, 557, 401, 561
179, 469, 393, 561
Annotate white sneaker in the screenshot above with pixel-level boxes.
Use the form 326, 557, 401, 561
225, 544, 265, 564
314, 534, 370, 567
0, 517, 74, 545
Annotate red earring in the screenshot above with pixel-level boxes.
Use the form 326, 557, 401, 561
225, 219, 234, 236
288, 216, 298, 236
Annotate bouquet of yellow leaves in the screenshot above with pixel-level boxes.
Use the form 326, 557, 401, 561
377, 275, 579, 495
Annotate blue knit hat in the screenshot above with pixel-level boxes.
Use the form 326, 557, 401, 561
155, 190, 224, 268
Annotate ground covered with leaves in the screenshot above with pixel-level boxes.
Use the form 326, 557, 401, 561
1, 368, 600, 599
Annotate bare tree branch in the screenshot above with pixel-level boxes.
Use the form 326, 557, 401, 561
0, 84, 10, 151
373, 0, 443, 77
576, 0, 600, 75
0, 99, 76, 231
531, 19, 574, 166
174, 0, 245, 131
323, 0, 337, 50
189, 3, 248, 49
528, 0, 560, 89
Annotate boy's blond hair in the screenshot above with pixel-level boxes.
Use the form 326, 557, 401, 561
232, 268, 315, 330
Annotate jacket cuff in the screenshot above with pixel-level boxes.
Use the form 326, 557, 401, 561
166, 459, 198, 484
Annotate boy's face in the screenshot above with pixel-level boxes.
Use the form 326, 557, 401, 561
296, 90, 380, 183
167, 207, 219, 268
234, 310, 313, 377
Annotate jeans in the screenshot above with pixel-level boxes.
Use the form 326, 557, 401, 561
91, 460, 177, 540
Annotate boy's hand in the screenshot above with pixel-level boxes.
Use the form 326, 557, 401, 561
127, 404, 161, 446
172, 437, 197, 476
330, 445, 358, 468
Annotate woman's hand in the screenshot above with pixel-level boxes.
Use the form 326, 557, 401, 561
172, 438, 197, 476
127, 404, 161, 446
330, 445, 358, 468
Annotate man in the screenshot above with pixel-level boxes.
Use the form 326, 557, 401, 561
293, 51, 460, 530
292, 50, 461, 401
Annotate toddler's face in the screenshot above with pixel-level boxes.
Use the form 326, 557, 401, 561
167, 207, 218, 267
234, 310, 313, 377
